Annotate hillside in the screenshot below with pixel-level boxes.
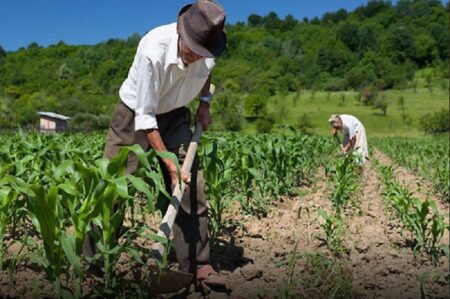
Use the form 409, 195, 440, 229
0, 0, 448, 135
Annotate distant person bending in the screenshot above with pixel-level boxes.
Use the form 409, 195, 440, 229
83, 0, 227, 287
328, 114, 369, 164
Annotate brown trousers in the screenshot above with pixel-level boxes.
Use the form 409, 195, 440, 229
83, 101, 210, 273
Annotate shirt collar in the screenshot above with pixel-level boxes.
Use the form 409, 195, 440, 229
165, 29, 180, 69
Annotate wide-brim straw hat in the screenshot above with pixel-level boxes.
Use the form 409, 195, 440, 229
177, 0, 227, 58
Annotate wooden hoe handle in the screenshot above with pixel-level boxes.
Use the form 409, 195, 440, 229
151, 123, 203, 261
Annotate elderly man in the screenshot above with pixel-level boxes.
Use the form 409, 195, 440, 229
84, 0, 227, 286
328, 114, 369, 164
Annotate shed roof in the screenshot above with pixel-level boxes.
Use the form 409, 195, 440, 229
38, 112, 71, 121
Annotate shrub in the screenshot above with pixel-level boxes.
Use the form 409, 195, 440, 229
420, 109, 449, 134
324, 77, 347, 91
244, 94, 267, 117
373, 97, 389, 116
359, 85, 378, 105
296, 112, 316, 134
255, 116, 274, 133
71, 113, 109, 130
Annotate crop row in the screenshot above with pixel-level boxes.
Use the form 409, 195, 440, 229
373, 137, 449, 199
0, 132, 335, 297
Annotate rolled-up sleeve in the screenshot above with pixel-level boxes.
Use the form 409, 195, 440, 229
134, 54, 159, 131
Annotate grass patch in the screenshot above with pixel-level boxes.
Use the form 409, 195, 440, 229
277, 251, 354, 299
259, 87, 448, 137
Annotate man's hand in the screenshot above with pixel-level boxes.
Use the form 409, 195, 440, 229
166, 161, 191, 191
196, 101, 212, 131
145, 129, 191, 191
332, 128, 338, 136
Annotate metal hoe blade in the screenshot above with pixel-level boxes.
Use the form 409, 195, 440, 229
148, 265, 193, 294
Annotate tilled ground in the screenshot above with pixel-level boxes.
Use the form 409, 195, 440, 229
1, 150, 449, 298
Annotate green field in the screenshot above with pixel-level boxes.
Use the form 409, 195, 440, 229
260, 87, 448, 137
1, 132, 448, 297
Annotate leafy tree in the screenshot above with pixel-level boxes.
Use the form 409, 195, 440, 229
0, 0, 447, 128
282, 14, 297, 31
0, 46, 6, 61
27, 42, 40, 49
420, 109, 449, 134
264, 12, 282, 31
315, 39, 353, 77
355, 0, 392, 19
324, 77, 346, 91
373, 96, 389, 116
244, 94, 267, 118
126, 33, 141, 47
429, 23, 449, 60
213, 92, 243, 131
248, 14, 263, 27
360, 85, 378, 105
70, 113, 109, 130
5, 85, 22, 99
386, 26, 416, 63
337, 22, 359, 51
255, 116, 274, 133
58, 64, 73, 80
296, 112, 315, 134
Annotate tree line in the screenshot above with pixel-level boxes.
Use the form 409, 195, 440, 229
0, 0, 448, 130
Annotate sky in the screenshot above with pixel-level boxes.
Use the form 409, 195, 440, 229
1, 0, 391, 51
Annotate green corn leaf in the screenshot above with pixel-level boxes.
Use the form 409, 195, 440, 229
29, 253, 50, 268
58, 183, 77, 196
148, 233, 169, 246
110, 177, 132, 199
107, 147, 130, 176
127, 144, 151, 170
126, 174, 154, 206
248, 168, 260, 178
127, 247, 144, 265
96, 158, 110, 178
53, 160, 73, 179
61, 234, 82, 277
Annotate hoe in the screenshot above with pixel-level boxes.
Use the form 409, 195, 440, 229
148, 85, 214, 293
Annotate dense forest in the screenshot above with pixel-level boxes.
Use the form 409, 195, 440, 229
0, 0, 448, 130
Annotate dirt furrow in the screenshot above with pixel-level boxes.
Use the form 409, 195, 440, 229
344, 157, 448, 299
374, 149, 449, 220
204, 155, 449, 298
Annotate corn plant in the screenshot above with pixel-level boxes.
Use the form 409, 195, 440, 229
410, 198, 446, 263
277, 239, 300, 299
325, 152, 360, 215
83, 145, 168, 291
0, 175, 31, 274
374, 137, 449, 199
378, 164, 446, 263
200, 141, 234, 238
318, 209, 346, 255
27, 184, 69, 297
0, 131, 338, 296
200, 133, 335, 218
22, 143, 167, 297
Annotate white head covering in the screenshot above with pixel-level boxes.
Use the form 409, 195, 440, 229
328, 114, 340, 127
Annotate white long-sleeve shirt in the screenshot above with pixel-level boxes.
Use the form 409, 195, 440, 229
339, 114, 362, 140
119, 22, 215, 131
339, 114, 369, 163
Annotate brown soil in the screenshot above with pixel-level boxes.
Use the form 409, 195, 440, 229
1, 150, 449, 299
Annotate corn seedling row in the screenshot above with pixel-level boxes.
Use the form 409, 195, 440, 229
1, 132, 333, 297
373, 137, 449, 199
377, 163, 447, 264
